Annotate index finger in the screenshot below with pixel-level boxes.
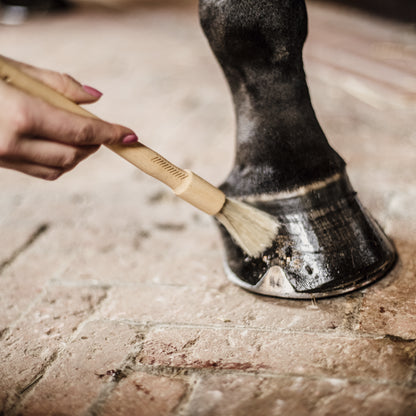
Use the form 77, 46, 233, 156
24, 95, 137, 147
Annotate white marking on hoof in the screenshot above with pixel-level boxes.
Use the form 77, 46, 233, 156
224, 261, 299, 298
254, 266, 297, 296
243, 172, 345, 202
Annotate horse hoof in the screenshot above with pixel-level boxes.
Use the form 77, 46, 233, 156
218, 171, 397, 299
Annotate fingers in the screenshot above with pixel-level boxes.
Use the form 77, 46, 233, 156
11, 137, 99, 169
0, 159, 64, 181
12, 92, 138, 147
0, 58, 138, 181
36, 71, 103, 104
0, 138, 99, 180
1, 55, 103, 104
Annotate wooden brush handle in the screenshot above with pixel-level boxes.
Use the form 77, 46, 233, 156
0, 56, 225, 215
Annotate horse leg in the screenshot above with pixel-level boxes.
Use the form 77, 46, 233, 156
199, 0, 396, 298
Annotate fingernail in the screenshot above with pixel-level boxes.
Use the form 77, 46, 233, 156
82, 85, 103, 98
122, 134, 139, 144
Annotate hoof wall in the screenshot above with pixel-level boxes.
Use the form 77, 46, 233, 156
219, 172, 397, 299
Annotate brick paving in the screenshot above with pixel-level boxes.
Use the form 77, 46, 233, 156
0, 2, 415, 415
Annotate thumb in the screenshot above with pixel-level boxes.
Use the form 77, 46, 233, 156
1, 56, 103, 104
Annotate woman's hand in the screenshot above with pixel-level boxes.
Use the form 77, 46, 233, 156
0, 56, 138, 180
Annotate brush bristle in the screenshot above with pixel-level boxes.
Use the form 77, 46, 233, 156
215, 198, 279, 258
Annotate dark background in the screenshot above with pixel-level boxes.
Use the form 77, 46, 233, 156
311, 0, 416, 23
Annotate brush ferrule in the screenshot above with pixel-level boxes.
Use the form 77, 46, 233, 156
174, 170, 226, 216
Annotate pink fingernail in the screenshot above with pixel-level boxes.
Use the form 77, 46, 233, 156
122, 134, 139, 144
82, 85, 103, 98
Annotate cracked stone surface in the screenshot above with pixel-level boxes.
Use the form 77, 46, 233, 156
0, 1, 415, 415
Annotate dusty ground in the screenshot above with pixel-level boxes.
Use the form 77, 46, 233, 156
0, 1, 415, 415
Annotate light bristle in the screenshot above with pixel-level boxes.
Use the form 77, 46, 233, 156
215, 198, 279, 258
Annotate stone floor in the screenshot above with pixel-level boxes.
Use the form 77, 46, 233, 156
0, 1, 415, 415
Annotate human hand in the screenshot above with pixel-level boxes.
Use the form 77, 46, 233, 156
0, 56, 138, 180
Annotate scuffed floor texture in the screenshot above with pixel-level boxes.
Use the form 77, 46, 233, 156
0, 1, 415, 415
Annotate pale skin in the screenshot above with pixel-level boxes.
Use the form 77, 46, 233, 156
0, 56, 138, 180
